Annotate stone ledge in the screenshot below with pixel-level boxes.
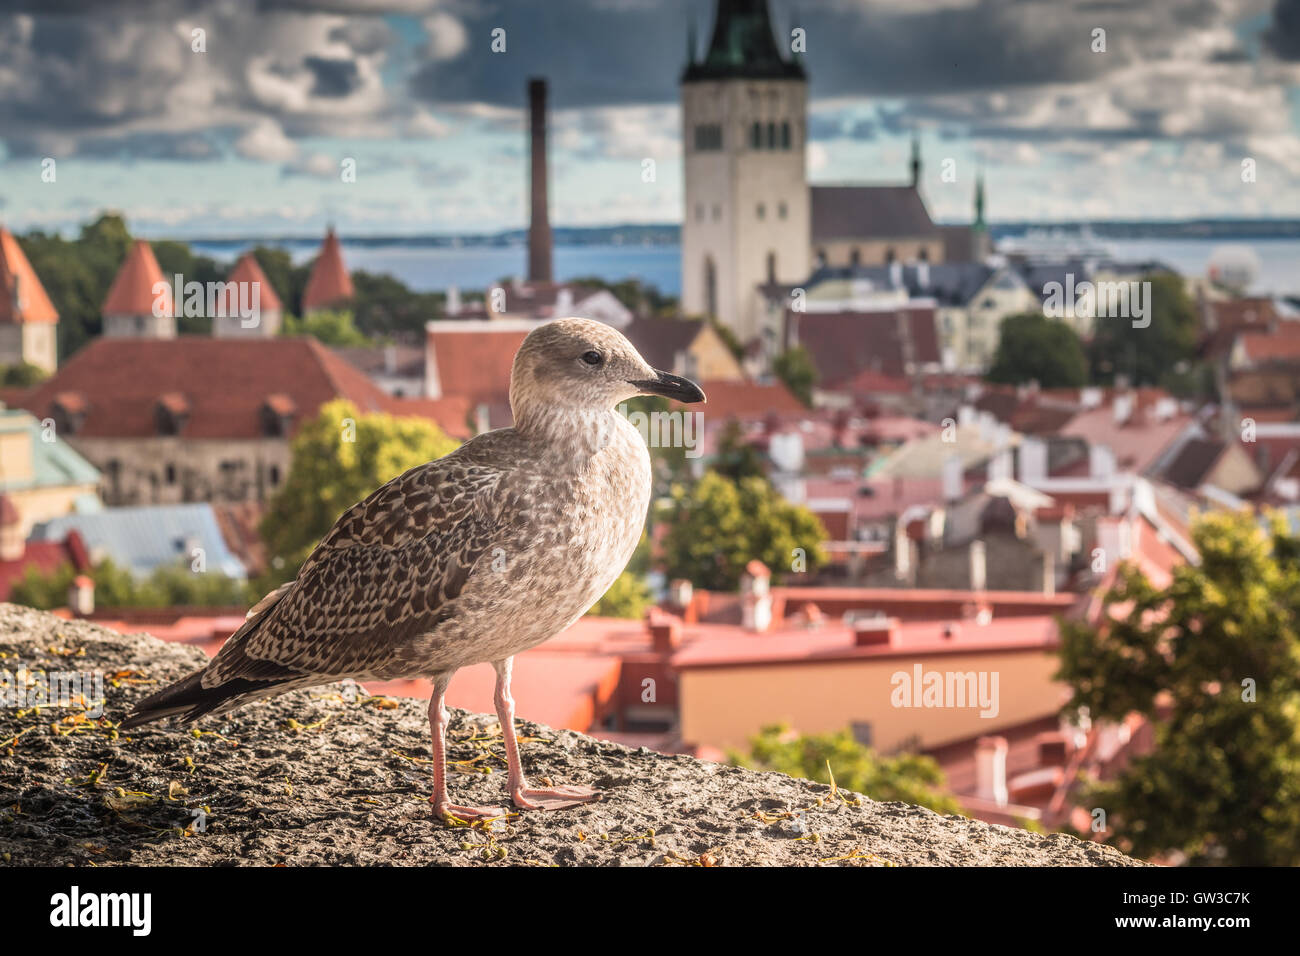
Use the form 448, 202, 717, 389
0, 604, 1142, 867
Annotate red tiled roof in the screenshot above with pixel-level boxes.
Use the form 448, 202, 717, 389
676, 379, 805, 418
17, 337, 391, 439
790, 306, 940, 387
0, 531, 92, 601
426, 325, 529, 408
1238, 324, 1300, 362
384, 395, 475, 440
671, 613, 1060, 669
0, 227, 58, 324
301, 229, 354, 311
103, 239, 170, 317
843, 367, 911, 395
221, 253, 282, 312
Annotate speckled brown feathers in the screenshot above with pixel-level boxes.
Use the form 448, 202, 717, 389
123, 318, 667, 729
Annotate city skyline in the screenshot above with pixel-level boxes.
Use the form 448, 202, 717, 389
1, 0, 1298, 236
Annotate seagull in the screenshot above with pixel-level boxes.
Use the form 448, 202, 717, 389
122, 318, 705, 821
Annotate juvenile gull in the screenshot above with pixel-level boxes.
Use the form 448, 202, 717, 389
123, 318, 705, 820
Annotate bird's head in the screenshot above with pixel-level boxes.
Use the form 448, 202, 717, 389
509, 317, 706, 427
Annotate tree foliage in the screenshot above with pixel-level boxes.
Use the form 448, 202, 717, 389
732, 723, 964, 815
259, 399, 459, 584
772, 345, 817, 406
588, 570, 652, 619
1087, 271, 1198, 387
281, 309, 369, 346
1057, 510, 1300, 865
658, 471, 826, 590
987, 311, 1088, 387
9, 558, 251, 610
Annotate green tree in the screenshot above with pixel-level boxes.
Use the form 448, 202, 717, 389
732, 723, 964, 815
711, 420, 767, 482
987, 312, 1088, 387
8, 557, 250, 610
658, 471, 826, 590
772, 345, 817, 406
588, 571, 652, 619
1087, 271, 1198, 386
1057, 510, 1300, 865
0, 362, 50, 387
281, 309, 370, 346
259, 398, 459, 582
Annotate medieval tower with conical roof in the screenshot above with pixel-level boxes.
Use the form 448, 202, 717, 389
680, 0, 809, 346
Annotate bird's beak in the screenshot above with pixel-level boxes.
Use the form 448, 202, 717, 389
629, 369, 707, 404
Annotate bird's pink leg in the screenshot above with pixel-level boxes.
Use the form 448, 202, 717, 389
494, 657, 601, 811
427, 671, 504, 824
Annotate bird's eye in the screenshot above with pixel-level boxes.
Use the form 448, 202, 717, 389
581, 350, 603, 366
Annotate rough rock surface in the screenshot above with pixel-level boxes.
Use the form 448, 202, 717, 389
0, 605, 1142, 867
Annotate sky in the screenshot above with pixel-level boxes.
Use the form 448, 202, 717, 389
0, 0, 1298, 237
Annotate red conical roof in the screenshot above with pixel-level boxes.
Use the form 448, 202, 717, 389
103, 239, 170, 317
222, 252, 282, 312
0, 227, 58, 324
301, 228, 354, 311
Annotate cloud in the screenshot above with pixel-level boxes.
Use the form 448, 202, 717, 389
236, 118, 299, 162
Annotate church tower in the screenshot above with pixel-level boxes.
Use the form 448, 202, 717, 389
680, 0, 809, 346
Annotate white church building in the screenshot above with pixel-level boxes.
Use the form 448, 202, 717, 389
680, 0, 988, 348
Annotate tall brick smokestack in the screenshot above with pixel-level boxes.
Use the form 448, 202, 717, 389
527, 77, 553, 283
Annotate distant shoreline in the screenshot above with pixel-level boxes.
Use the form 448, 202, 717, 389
171, 219, 1300, 247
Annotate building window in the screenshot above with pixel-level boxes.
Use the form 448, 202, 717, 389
695, 203, 704, 221
766, 121, 777, 148
704, 256, 717, 318
767, 251, 777, 285
757, 202, 766, 220
711, 204, 721, 221
816, 248, 827, 267
885, 247, 897, 264
694, 123, 722, 151
750, 122, 762, 149
269, 464, 281, 486
781, 121, 791, 149
919, 247, 930, 262
165, 464, 177, 485
778, 201, 787, 219
850, 247, 861, 266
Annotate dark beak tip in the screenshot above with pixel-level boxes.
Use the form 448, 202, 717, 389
632, 370, 707, 405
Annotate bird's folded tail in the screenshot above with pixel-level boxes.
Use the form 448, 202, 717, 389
119, 668, 293, 730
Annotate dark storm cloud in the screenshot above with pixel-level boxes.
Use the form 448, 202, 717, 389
305, 55, 362, 96
1266, 0, 1300, 58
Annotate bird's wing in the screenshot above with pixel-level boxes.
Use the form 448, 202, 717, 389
201, 453, 513, 687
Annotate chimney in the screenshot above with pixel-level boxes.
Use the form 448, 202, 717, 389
0, 495, 23, 562
69, 575, 95, 617
740, 560, 772, 631
969, 539, 987, 591
1041, 550, 1056, 595
527, 78, 553, 283
555, 285, 574, 316
1089, 443, 1116, 480
474, 403, 491, 435
668, 578, 694, 611
943, 453, 963, 502
1112, 391, 1133, 425
1018, 436, 1047, 484
975, 736, 1009, 806
893, 521, 912, 582
445, 285, 461, 317
852, 615, 900, 647
646, 610, 682, 654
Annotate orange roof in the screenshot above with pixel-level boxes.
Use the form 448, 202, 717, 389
1239, 325, 1300, 362
222, 253, 282, 312
671, 614, 1060, 670
0, 227, 58, 324
301, 229, 354, 311
674, 379, 805, 418
385, 395, 475, 440
103, 239, 170, 317
17, 336, 392, 439
426, 325, 529, 408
